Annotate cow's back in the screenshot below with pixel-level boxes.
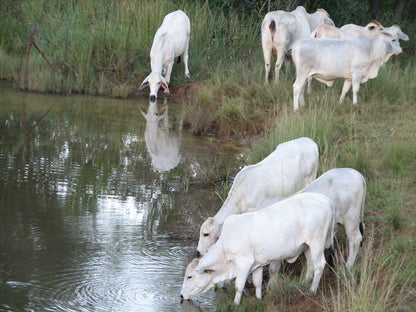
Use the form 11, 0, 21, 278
226, 137, 318, 213
152, 10, 190, 57
300, 168, 365, 224
220, 193, 333, 261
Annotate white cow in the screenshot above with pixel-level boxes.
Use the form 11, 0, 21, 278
261, 6, 334, 84
308, 20, 385, 94
139, 10, 190, 101
312, 20, 384, 40
181, 192, 335, 305
340, 20, 385, 38
311, 20, 384, 40
140, 100, 181, 172
383, 24, 409, 42
258, 168, 366, 279
196, 137, 319, 256
292, 32, 403, 111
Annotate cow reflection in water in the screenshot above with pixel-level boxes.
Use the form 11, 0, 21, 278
140, 99, 182, 172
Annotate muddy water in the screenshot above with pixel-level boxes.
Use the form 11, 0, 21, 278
0, 83, 242, 312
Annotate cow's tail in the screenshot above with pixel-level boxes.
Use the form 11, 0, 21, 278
359, 175, 367, 247
326, 199, 336, 268
269, 19, 276, 42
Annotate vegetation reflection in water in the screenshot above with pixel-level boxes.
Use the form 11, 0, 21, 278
0, 83, 242, 312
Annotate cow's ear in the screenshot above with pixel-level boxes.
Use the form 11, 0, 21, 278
386, 42, 394, 54
400, 32, 409, 41
139, 76, 149, 90
158, 105, 168, 116
161, 77, 170, 94
139, 105, 148, 118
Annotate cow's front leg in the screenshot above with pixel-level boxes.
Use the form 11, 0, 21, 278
233, 262, 251, 305
339, 80, 352, 104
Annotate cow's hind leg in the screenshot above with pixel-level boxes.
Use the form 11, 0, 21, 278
345, 222, 363, 269
267, 260, 282, 289
183, 41, 190, 78
263, 47, 272, 83
308, 244, 326, 293
274, 49, 285, 84
304, 248, 314, 283
252, 267, 263, 300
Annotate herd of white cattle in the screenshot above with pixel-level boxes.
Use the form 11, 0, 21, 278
136, 5, 407, 306
139, 7, 408, 111
180, 137, 367, 305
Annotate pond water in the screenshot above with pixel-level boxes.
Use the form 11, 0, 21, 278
0, 83, 242, 312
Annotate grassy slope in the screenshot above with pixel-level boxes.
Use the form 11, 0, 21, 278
211, 61, 416, 311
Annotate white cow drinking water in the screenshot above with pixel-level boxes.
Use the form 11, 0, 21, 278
196, 137, 319, 257
139, 10, 190, 101
181, 192, 335, 305
257, 167, 366, 284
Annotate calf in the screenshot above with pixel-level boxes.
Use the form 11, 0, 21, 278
181, 192, 335, 305
139, 10, 190, 100
196, 137, 319, 256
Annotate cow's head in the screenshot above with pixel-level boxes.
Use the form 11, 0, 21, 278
196, 217, 221, 257
383, 25, 409, 42
139, 72, 170, 101
315, 8, 335, 28
139, 101, 168, 123
365, 20, 385, 38
180, 256, 231, 302
383, 32, 403, 57
180, 258, 215, 301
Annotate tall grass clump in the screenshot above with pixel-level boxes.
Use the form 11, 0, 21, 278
323, 229, 411, 312
245, 100, 341, 168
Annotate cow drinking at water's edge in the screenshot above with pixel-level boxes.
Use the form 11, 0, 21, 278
182, 192, 335, 305
196, 137, 319, 257
139, 10, 190, 101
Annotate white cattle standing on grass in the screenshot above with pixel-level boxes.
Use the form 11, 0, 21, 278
257, 167, 366, 284
292, 31, 403, 111
139, 10, 190, 101
308, 20, 385, 94
261, 6, 334, 84
181, 192, 335, 305
196, 137, 319, 257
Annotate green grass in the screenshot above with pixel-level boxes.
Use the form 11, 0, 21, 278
205, 60, 416, 310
